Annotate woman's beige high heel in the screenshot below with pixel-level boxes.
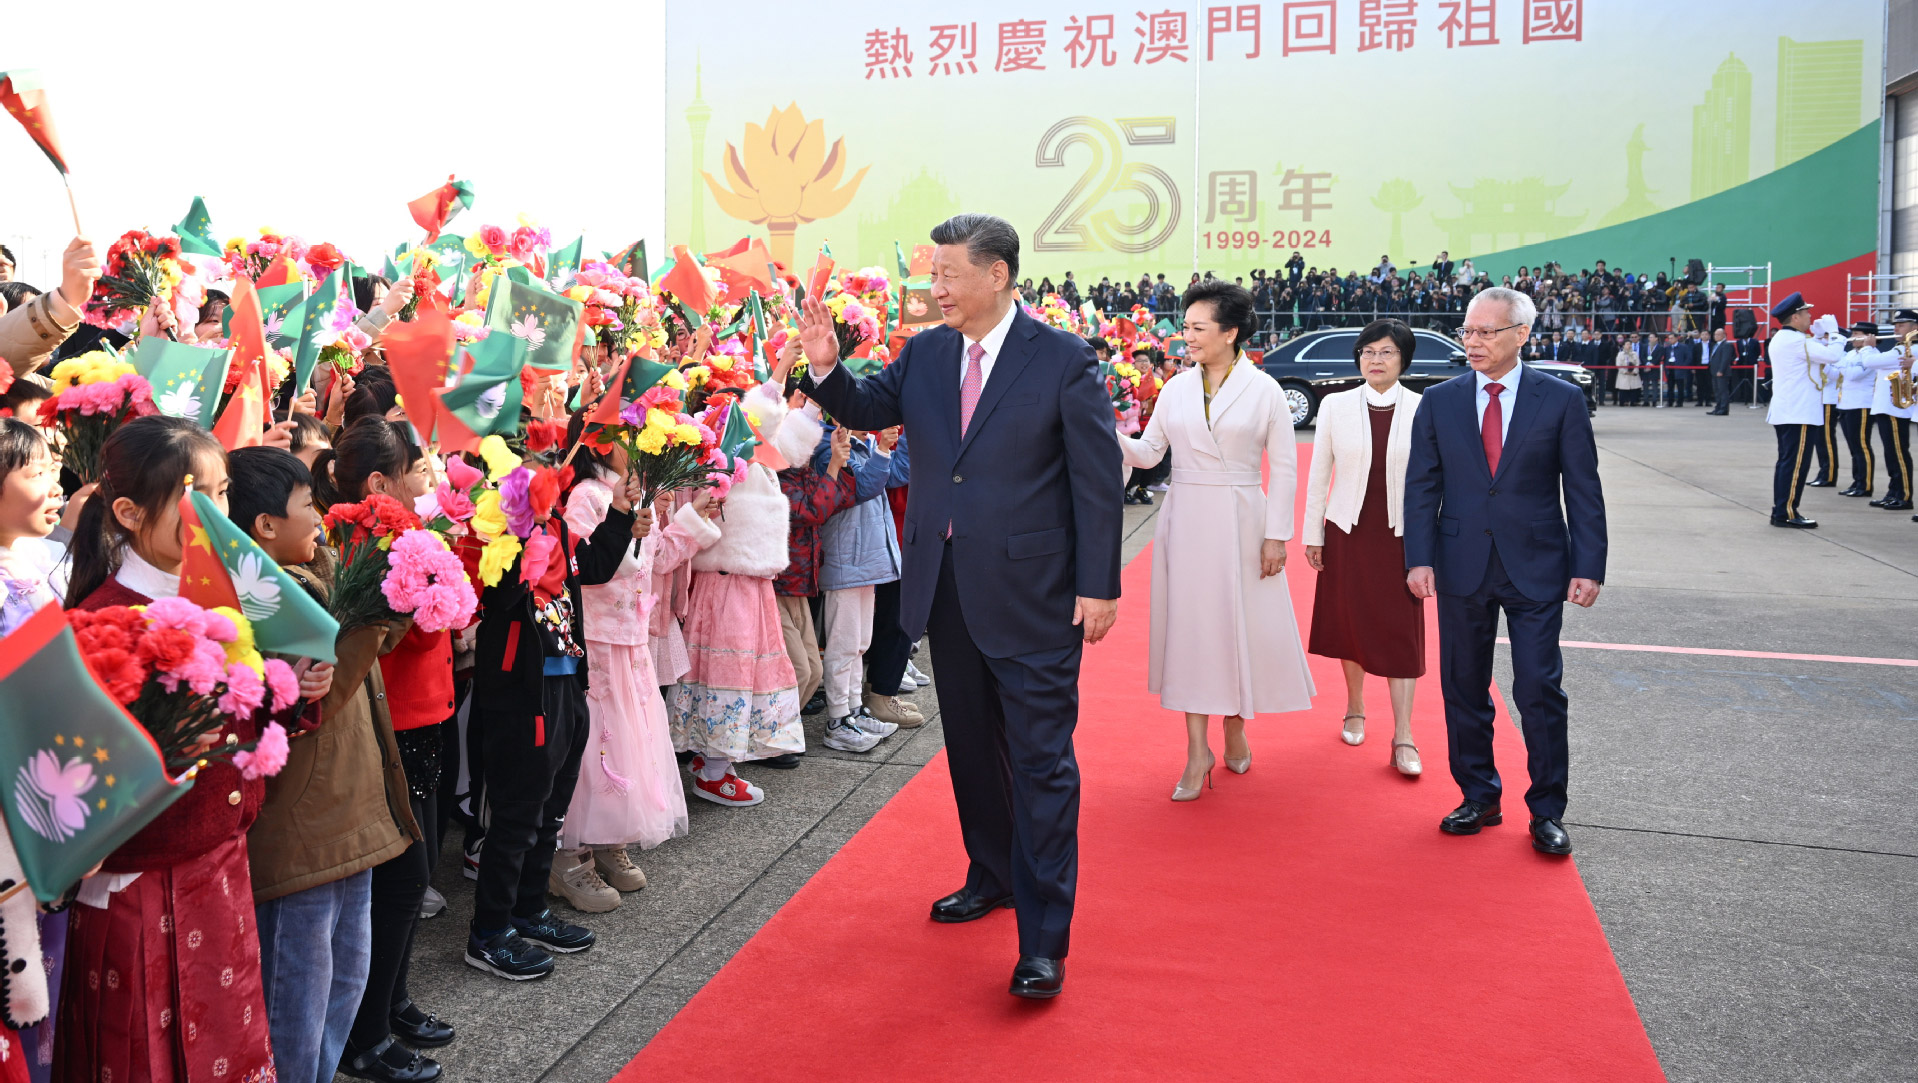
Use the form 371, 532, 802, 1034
1172, 753, 1216, 801
1224, 744, 1252, 774
1340, 714, 1366, 746
1392, 741, 1422, 777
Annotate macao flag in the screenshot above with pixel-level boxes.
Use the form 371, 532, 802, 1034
482, 275, 583, 372
0, 605, 190, 903
178, 490, 339, 663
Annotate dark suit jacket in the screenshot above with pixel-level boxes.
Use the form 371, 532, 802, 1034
1708, 341, 1735, 375
802, 308, 1124, 658
1403, 370, 1607, 602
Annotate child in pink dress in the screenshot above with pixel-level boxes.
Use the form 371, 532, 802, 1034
553, 438, 721, 909
670, 382, 823, 808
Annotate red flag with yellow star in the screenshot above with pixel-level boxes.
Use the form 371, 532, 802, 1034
177, 485, 242, 613
176, 490, 338, 662
211, 280, 274, 450
0, 70, 69, 175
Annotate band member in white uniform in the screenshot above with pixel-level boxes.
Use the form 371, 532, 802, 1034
1764, 292, 1844, 529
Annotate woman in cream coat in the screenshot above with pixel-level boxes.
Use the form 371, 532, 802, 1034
1119, 281, 1315, 801
1303, 319, 1426, 776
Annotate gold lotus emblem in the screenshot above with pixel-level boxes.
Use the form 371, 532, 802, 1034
703, 104, 869, 268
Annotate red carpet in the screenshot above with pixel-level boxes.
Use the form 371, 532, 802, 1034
619, 448, 1666, 1082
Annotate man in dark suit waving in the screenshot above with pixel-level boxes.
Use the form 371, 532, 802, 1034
1403, 287, 1607, 856
799, 213, 1123, 999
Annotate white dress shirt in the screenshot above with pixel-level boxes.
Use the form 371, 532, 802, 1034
1474, 361, 1523, 444
962, 300, 1020, 387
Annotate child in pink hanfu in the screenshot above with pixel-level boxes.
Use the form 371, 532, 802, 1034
551, 421, 720, 910
670, 380, 823, 808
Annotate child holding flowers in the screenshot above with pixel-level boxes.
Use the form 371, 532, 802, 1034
462, 434, 643, 981
671, 367, 826, 807
310, 419, 467, 1079
546, 412, 718, 913
59, 416, 324, 1083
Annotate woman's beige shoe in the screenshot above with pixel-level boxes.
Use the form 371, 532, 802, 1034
1172, 753, 1216, 801
1391, 741, 1422, 777
1223, 747, 1252, 774
1340, 714, 1366, 746
594, 846, 648, 892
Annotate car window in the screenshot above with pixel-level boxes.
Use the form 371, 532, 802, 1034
1300, 334, 1358, 360
1411, 333, 1462, 363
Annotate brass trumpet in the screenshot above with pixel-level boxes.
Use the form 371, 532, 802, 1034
1892, 329, 1917, 410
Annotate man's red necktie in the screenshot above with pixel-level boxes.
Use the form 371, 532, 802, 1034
1482, 382, 1505, 475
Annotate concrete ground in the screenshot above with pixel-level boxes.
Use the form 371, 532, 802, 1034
391, 401, 1915, 1083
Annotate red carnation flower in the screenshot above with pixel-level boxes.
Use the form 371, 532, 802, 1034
135, 626, 197, 673
528, 468, 562, 522
306, 242, 345, 273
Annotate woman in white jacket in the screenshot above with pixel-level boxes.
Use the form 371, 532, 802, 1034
1302, 320, 1427, 776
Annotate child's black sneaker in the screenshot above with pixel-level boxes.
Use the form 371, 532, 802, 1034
464, 928, 554, 981
512, 908, 596, 954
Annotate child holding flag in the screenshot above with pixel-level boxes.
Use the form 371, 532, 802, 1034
229, 445, 425, 1083
57, 416, 323, 1083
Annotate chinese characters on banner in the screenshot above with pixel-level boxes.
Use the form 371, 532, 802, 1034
861, 1, 1580, 79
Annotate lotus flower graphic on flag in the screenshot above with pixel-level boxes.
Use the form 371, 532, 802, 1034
509, 313, 546, 351
475, 383, 507, 419
156, 384, 202, 419
15, 748, 97, 843
230, 551, 282, 622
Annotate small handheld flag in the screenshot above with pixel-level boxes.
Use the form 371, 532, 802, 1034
178, 489, 340, 663
408, 175, 476, 242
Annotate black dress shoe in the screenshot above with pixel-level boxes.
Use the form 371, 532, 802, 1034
1009, 955, 1064, 999
1769, 515, 1818, 529
1869, 496, 1894, 507
1530, 817, 1573, 855
758, 752, 803, 769
1439, 800, 1502, 835
1840, 486, 1871, 497
1806, 478, 1835, 487
390, 1000, 455, 1048
929, 887, 1014, 924
340, 1037, 443, 1082
1880, 499, 1914, 510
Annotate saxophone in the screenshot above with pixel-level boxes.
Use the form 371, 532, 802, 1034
1892, 330, 1917, 410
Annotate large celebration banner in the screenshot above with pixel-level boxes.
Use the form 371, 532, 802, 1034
666, 1, 1884, 300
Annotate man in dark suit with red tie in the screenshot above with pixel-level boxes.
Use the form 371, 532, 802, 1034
1402, 287, 1608, 856
799, 213, 1124, 998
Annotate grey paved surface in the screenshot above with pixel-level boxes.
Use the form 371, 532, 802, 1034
383, 403, 1914, 1083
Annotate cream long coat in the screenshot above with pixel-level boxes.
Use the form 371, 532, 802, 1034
1119, 356, 1316, 718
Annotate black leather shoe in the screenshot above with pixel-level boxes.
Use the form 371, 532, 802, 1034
758, 752, 803, 769
340, 1037, 442, 1082
1880, 499, 1914, 510
1840, 486, 1871, 497
1870, 496, 1894, 507
930, 887, 1014, 924
1530, 817, 1573, 855
1009, 955, 1064, 999
1769, 515, 1818, 529
1439, 800, 1502, 835
390, 1000, 455, 1048
1806, 477, 1835, 487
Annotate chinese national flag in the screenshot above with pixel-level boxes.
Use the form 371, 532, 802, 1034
657, 245, 715, 315
806, 243, 836, 302
586, 345, 674, 426
0, 70, 69, 174
382, 307, 455, 445
408, 175, 475, 243
255, 256, 301, 289
212, 280, 274, 449
705, 238, 775, 299
909, 244, 934, 277
177, 487, 243, 613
